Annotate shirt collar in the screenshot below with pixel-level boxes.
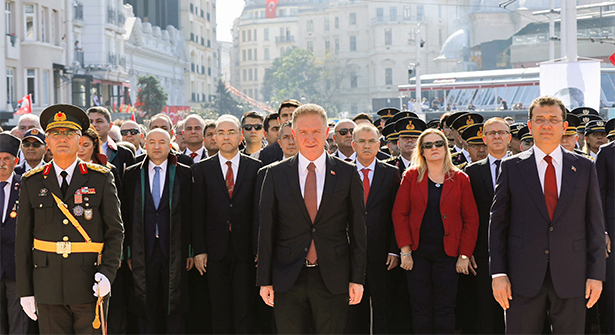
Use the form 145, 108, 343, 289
298, 151, 327, 174
1, 173, 14, 185
220, 151, 241, 167
53, 159, 78, 180
186, 146, 204, 156
148, 159, 169, 174
338, 151, 356, 161
533, 145, 562, 166
356, 159, 376, 172
488, 153, 508, 165
400, 155, 412, 168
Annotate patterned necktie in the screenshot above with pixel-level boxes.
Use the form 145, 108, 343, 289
0, 182, 7, 223
493, 160, 501, 189
60, 171, 69, 198
305, 162, 318, 263
152, 166, 161, 238
344, 158, 353, 162
225, 161, 234, 198
190, 152, 198, 161
361, 168, 370, 205
543, 155, 558, 221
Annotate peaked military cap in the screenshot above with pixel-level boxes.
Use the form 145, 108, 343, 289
395, 117, 426, 138
461, 123, 485, 144
40, 104, 90, 132
451, 113, 484, 133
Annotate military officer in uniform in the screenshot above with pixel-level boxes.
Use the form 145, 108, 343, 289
381, 124, 400, 158
376, 107, 400, 128
387, 117, 426, 177
451, 113, 484, 166
517, 126, 534, 152
571, 107, 601, 151
605, 118, 615, 142
508, 123, 525, 155
16, 104, 124, 334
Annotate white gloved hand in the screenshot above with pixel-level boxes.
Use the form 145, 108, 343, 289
92, 272, 111, 297
20, 296, 37, 321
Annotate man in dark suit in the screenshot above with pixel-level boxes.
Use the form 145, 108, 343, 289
122, 129, 192, 333
257, 103, 367, 334
490, 96, 606, 334
87, 106, 135, 174
192, 115, 263, 334
0, 134, 32, 334
16, 104, 124, 334
259, 99, 301, 166
182, 114, 208, 163
14, 129, 46, 176
465, 117, 511, 334
134, 114, 193, 167
596, 140, 615, 333
344, 124, 400, 334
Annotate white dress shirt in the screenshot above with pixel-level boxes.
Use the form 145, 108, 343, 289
356, 159, 375, 185
400, 156, 412, 169
25, 160, 44, 172
298, 151, 327, 208
337, 151, 356, 162
1, 173, 14, 222
533, 146, 563, 197
590, 150, 598, 160
488, 154, 509, 189
185, 147, 207, 163
53, 159, 78, 187
148, 160, 168, 199
219, 152, 241, 184
102, 141, 109, 157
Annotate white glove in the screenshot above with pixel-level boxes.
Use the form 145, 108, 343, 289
92, 272, 111, 297
20, 296, 37, 321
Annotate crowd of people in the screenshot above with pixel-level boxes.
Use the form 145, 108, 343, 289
0, 95, 612, 335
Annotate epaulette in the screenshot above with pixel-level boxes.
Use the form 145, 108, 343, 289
85, 162, 110, 174
22, 164, 46, 178
384, 156, 398, 163
456, 162, 468, 169
451, 152, 460, 158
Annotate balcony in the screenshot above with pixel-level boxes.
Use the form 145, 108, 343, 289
119, 56, 126, 68
108, 52, 117, 66
107, 6, 116, 24
275, 35, 295, 43
371, 15, 423, 25
74, 2, 84, 21
74, 50, 84, 66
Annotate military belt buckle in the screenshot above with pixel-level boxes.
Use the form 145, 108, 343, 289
304, 259, 318, 267
56, 242, 71, 258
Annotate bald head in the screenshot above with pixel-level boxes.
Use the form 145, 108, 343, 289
146, 128, 171, 142
145, 128, 172, 165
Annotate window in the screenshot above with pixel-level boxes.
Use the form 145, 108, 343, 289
335, 17, 339, 29
350, 36, 356, 51
242, 49, 246, 61
255, 88, 258, 99
349, 13, 356, 25
249, 69, 253, 81
51, 10, 57, 45
385, 68, 393, 85
248, 49, 252, 60
307, 20, 313, 32
335, 39, 339, 54
264, 28, 269, 41
390, 7, 397, 21
438, 5, 442, 18
307, 41, 313, 52
26, 69, 36, 104
385, 28, 392, 45
324, 18, 329, 31
5, 2, 12, 34
254, 49, 257, 60
6, 68, 14, 105
403, 6, 411, 19
248, 30, 251, 41
254, 69, 258, 81
265, 48, 270, 60
417, 5, 424, 20
242, 69, 246, 81
41, 6, 46, 42
325, 41, 330, 53
42, 70, 49, 105
376, 8, 383, 20
24, 4, 36, 41
254, 29, 257, 41
439, 29, 442, 45
242, 30, 245, 42
350, 71, 357, 88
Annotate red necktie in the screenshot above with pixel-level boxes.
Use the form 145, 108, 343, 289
361, 168, 370, 204
543, 155, 558, 221
190, 152, 198, 160
345, 158, 353, 162
305, 162, 318, 263
225, 161, 234, 198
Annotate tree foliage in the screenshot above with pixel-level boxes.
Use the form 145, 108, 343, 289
136, 75, 168, 118
213, 79, 247, 118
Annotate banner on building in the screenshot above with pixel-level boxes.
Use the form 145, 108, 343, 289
266, 0, 279, 18
162, 106, 191, 125
14, 94, 32, 115
539, 60, 601, 111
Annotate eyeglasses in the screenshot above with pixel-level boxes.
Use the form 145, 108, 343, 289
216, 130, 238, 137
120, 129, 140, 136
532, 118, 562, 125
354, 139, 379, 145
484, 130, 510, 137
22, 142, 43, 148
337, 128, 354, 136
243, 124, 263, 131
48, 130, 79, 138
422, 140, 446, 149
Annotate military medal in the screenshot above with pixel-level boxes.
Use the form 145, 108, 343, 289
73, 205, 84, 217
9, 211, 16, 219
39, 188, 48, 197
74, 190, 82, 204
84, 209, 93, 220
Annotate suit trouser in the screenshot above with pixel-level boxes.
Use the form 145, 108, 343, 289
0, 275, 31, 335
506, 268, 585, 334
406, 243, 458, 334
275, 266, 349, 334
38, 300, 106, 335
139, 239, 185, 334
345, 259, 390, 334
207, 235, 253, 334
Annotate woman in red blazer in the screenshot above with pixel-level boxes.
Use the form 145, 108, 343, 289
392, 129, 479, 334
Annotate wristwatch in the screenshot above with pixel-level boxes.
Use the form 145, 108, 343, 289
460, 255, 469, 260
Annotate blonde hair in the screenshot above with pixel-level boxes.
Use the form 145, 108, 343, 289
411, 129, 458, 182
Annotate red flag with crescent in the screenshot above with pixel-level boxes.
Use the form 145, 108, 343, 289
266, 0, 278, 18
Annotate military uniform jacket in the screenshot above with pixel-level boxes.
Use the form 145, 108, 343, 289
1, 174, 21, 280
16, 160, 124, 305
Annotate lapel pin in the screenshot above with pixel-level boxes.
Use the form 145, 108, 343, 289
571, 166, 576, 172
330, 170, 336, 175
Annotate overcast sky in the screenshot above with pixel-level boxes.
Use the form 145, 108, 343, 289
217, 0, 245, 42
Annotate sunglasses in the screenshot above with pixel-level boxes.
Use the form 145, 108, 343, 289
337, 128, 354, 136
120, 129, 140, 136
422, 140, 446, 149
23, 142, 43, 148
243, 124, 263, 131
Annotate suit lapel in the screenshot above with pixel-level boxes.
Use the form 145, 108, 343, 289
518, 149, 551, 222
287, 155, 312, 224
232, 155, 249, 197
3, 175, 20, 224
551, 149, 579, 223
212, 155, 231, 200
366, 161, 384, 208
440, 172, 454, 203
419, 170, 428, 204
479, 159, 495, 197
314, 155, 337, 224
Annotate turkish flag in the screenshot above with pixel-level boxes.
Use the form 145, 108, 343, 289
609, 52, 615, 67
14, 94, 32, 115
266, 0, 278, 18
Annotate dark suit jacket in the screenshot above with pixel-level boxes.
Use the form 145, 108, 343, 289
465, 158, 495, 258
259, 142, 283, 166
1, 174, 20, 280
257, 154, 367, 294
107, 138, 135, 175
490, 147, 606, 298
596, 141, 615, 237
134, 150, 193, 167
392, 168, 479, 257
192, 153, 263, 261
364, 161, 400, 265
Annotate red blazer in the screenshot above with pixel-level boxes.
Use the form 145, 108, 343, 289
392, 167, 479, 257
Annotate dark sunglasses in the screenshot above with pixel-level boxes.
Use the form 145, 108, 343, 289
22, 142, 43, 148
120, 129, 140, 136
337, 128, 354, 136
422, 140, 446, 149
243, 124, 263, 131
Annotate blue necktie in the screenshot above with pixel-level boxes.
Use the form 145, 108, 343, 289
152, 166, 161, 238
0, 182, 7, 224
